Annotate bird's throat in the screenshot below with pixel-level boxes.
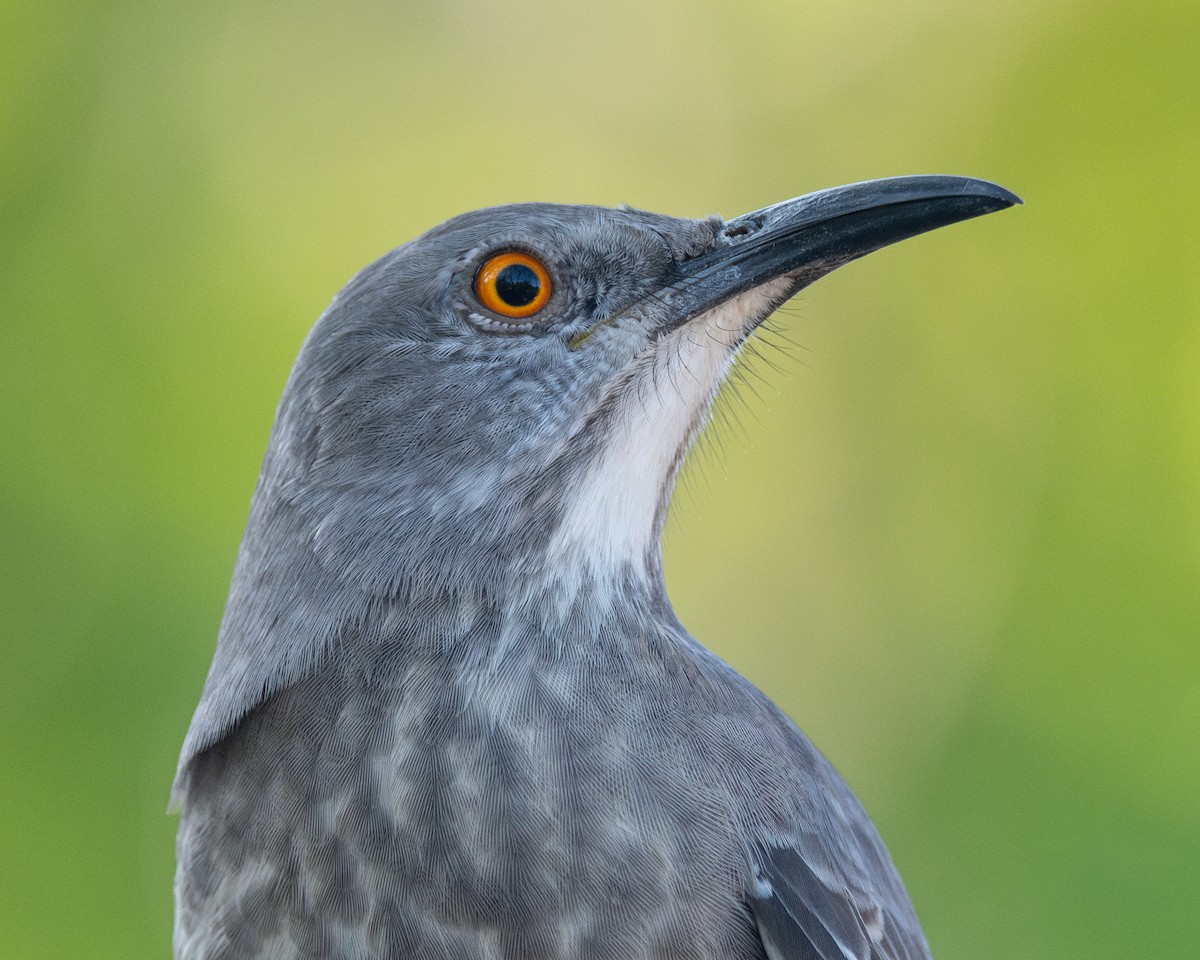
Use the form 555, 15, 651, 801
545, 279, 792, 586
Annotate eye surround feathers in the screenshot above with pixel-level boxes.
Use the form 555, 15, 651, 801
473, 251, 553, 321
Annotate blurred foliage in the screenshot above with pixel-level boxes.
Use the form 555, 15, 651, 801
2, 0, 1198, 957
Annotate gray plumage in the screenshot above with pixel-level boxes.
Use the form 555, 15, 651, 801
173, 176, 1019, 960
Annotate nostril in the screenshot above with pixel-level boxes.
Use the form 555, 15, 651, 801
722, 218, 761, 239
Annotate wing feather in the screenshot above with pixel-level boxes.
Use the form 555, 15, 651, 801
746, 840, 931, 960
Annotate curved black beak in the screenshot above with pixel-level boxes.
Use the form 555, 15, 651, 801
661, 175, 1020, 328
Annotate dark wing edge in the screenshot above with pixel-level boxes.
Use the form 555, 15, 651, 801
745, 842, 932, 960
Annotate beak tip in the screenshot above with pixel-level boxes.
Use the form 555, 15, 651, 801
964, 177, 1022, 209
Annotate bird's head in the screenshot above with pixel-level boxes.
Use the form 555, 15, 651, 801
175, 176, 1018, 781
269, 176, 1018, 596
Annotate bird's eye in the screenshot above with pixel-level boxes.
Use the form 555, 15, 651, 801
473, 251, 553, 320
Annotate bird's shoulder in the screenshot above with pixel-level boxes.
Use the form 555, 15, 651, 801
681, 656, 933, 960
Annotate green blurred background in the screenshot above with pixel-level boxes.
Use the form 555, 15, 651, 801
3, 0, 1198, 957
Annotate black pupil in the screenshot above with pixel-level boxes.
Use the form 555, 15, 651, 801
495, 263, 540, 307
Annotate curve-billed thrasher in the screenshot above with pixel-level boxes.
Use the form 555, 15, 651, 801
173, 175, 1018, 960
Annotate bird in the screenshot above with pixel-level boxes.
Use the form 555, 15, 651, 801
172, 175, 1019, 960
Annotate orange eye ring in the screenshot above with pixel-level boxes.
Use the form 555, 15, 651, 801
473, 251, 553, 320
